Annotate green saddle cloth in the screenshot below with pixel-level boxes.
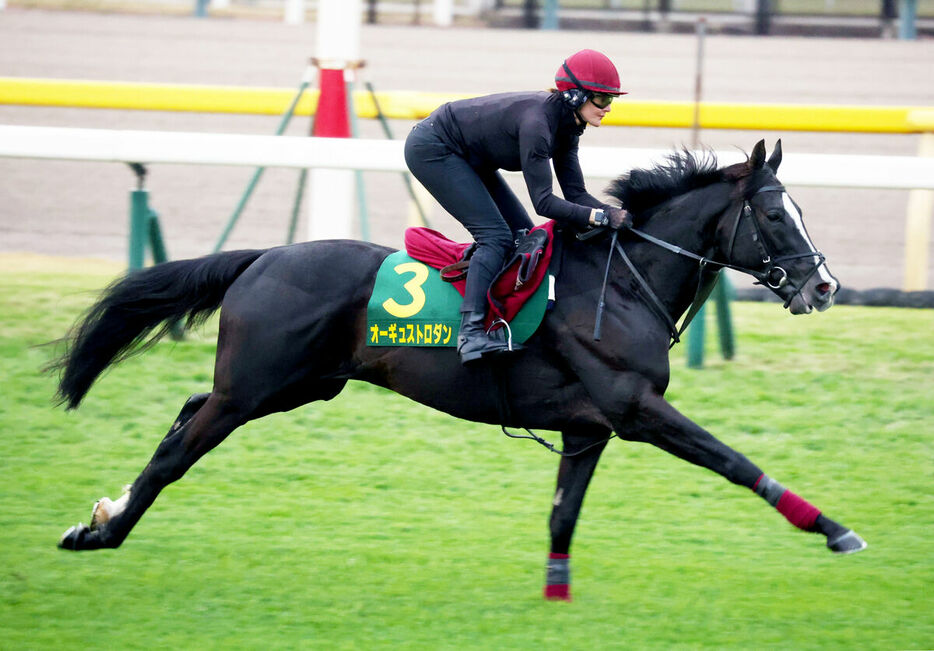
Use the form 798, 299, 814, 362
366, 251, 550, 347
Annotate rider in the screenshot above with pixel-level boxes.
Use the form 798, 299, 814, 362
404, 49, 632, 365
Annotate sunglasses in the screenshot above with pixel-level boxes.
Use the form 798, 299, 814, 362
590, 93, 614, 109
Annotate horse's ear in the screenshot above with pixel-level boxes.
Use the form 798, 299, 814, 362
749, 140, 766, 169
767, 139, 782, 172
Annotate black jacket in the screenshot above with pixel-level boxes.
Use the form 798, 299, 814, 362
429, 91, 608, 227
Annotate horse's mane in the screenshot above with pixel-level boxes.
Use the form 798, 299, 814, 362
607, 149, 747, 223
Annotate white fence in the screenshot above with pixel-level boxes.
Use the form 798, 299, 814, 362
2, 125, 933, 190
1, 124, 932, 290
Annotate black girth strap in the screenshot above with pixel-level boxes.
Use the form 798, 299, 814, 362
491, 351, 618, 457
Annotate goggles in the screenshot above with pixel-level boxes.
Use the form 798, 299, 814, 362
590, 93, 615, 109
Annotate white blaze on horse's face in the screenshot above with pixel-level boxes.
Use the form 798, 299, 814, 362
781, 192, 838, 314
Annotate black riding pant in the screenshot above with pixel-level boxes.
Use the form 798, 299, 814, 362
404, 119, 534, 313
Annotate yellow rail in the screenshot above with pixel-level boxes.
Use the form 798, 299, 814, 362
2, 77, 933, 134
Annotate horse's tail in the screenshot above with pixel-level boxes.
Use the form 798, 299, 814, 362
49, 249, 266, 410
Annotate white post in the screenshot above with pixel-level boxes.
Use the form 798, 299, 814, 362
284, 0, 304, 25
308, 0, 361, 241
434, 0, 454, 27
213, 0, 230, 9
904, 131, 934, 290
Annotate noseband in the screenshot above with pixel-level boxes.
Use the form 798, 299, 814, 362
587, 183, 829, 347
726, 184, 827, 304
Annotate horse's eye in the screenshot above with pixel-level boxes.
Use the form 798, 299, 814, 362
766, 210, 784, 221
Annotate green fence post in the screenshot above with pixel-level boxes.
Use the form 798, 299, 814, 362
715, 275, 735, 359
214, 69, 313, 253
147, 209, 169, 265
541, 0, 559, 29
686, 303, 706, 368
365, 81, 429, 228
146, 208, 184, 340
128, 189, 148, 270
347, 78, 370, 241
286, 169, 308, 245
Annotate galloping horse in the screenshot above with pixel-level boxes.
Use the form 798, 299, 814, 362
53, 140, 866, 600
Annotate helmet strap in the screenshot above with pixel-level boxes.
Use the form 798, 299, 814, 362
560, 61, 591, 110
562, 61, 586, 93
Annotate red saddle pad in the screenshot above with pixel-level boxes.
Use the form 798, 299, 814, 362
404, 221, 556, 327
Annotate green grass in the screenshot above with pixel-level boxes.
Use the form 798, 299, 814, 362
1, 263, 932, 649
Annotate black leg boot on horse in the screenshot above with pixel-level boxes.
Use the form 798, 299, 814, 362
456, 242, 523, 364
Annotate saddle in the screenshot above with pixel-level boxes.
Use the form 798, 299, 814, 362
404, 221, 557, 327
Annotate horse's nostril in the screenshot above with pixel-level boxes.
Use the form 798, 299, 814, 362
817, 283, 832, 295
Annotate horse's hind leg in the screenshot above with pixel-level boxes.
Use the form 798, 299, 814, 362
59, 392, 245, 551
544, 427, 610, 602
628, 391, 866, 554
86, 393, 210, 529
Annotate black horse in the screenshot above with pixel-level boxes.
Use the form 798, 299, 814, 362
53, 140, 865, 601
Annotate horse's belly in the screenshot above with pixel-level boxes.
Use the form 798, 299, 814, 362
356, 348, 607, 431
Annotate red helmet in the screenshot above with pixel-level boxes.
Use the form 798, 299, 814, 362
555, 49, 625, 96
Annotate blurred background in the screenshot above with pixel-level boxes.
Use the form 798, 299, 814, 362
1, 1, 933, 290
2, 5, 933, 647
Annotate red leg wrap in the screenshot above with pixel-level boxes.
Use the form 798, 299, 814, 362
544, 583, 571, 601
776, 490, 820, 530
544, 552, 571, 601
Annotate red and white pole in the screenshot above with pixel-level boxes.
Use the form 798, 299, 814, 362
307, 0, 361, 241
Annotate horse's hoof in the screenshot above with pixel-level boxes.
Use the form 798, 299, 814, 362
827, 529, 868, 554
58, 523, 90, 551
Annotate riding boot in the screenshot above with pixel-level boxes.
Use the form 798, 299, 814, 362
457, 309, 512, 364
457, 240, 524, 365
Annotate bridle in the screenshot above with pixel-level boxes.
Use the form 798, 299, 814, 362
503, 182, 829, 457
587, 183, 828, 347
725, 184, 827, 303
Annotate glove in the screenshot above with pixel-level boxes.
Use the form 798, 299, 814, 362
607, 207, 632, 230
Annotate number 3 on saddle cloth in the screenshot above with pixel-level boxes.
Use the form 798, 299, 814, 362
366, 221, 557, 347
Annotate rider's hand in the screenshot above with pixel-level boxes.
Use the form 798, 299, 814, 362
607, 208, 632, 230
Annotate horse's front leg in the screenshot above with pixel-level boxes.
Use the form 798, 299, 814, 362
626, 390, 866, 553
544, 427, 610, 601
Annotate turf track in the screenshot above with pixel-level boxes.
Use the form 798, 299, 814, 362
1, 258, 932, 649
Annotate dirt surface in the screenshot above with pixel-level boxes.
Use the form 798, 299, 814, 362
1, 8, 933, 289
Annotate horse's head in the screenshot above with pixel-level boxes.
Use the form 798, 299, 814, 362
720, 140, 839, 315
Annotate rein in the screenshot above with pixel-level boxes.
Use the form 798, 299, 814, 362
502, 183, 828, 456
588, 184, 828, 347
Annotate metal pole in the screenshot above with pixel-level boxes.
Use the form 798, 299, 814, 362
213, 67, 313, 253
308, 0, 361, 241
899, 0, 917, 39
686, 304, 706, 368
881, 0, 897, 38
365, 81, 430, 227
755, 0, 771, 35
287, 98, 315, 245
714, 276, 735, 359
541, 0, 559, 29
347, 78, 371, 242
287, 170, 308, 245
284, 0, 304, 24
523, 0, 538, 28
128, 163, 148, 270
147, 210, 169, 265
129, 190, 148, 270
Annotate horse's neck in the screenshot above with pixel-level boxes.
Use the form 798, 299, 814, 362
626, 184, 735, 320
